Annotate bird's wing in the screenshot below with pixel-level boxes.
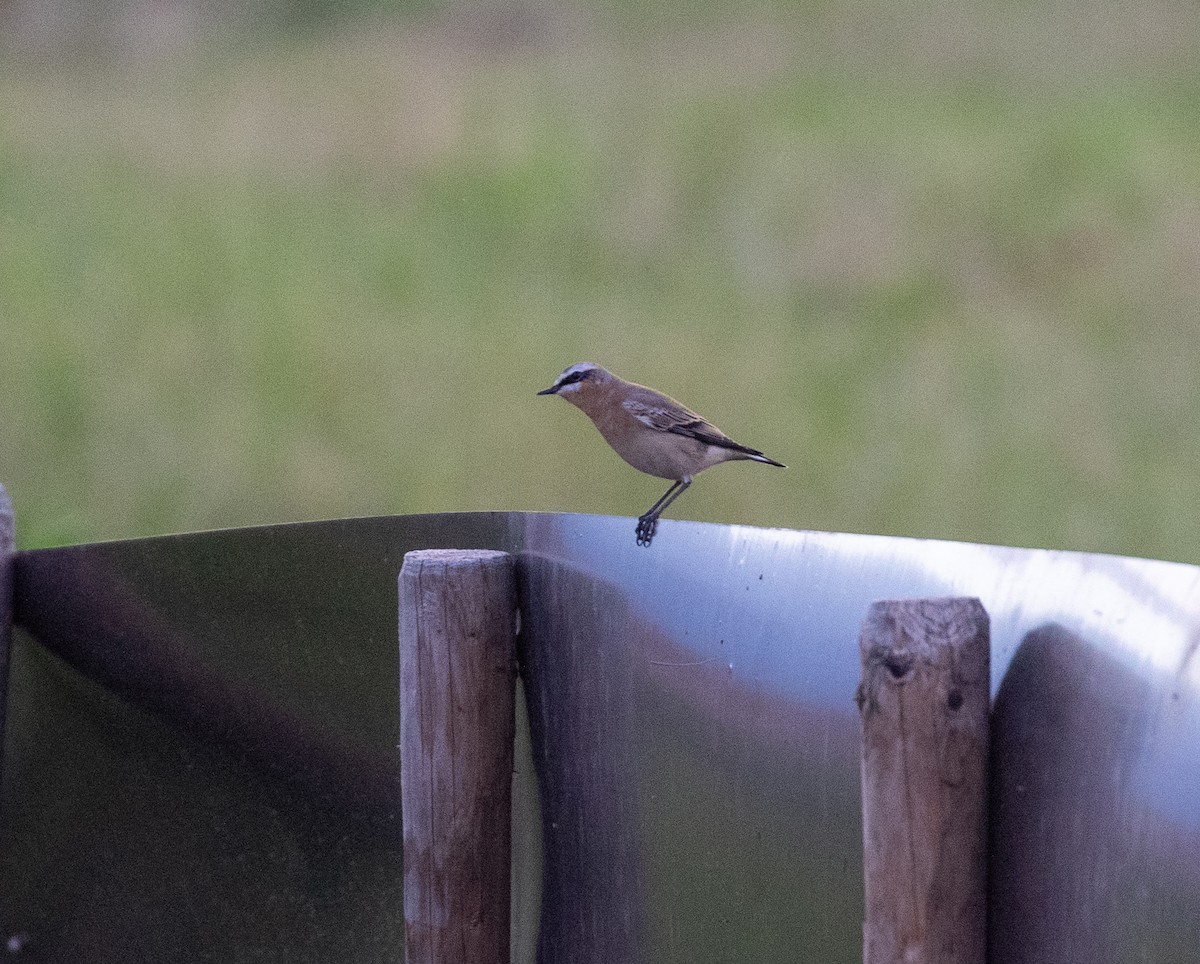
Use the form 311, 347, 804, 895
623, 394, 748, 452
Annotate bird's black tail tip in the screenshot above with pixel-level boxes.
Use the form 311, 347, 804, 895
750, 453, 786, 468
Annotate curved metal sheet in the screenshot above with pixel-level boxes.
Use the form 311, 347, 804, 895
4, 512, 1200, 962
0, 484, 12, 785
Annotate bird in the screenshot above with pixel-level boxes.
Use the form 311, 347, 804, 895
537, 362, 785, 546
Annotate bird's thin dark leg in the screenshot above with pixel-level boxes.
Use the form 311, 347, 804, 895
636, 478, 692, 547
652, 477, 691, 517
642, 480, 685, 519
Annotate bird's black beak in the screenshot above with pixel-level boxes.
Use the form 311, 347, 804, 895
537, 385, 559, 396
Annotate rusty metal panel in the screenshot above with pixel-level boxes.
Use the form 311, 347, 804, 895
3, 512, 1200, 962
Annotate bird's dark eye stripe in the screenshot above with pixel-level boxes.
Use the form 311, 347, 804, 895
560, 370, 586, 385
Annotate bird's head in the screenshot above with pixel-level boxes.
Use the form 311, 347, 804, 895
537, 362, 613, 403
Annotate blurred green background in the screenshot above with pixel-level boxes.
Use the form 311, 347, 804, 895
2, 0, 1200, 558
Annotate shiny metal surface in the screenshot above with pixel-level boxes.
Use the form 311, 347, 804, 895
5, 512, 1200, 962
0, 484, 12, 786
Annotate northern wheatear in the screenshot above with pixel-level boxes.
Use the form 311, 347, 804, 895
538, 362, 785, 546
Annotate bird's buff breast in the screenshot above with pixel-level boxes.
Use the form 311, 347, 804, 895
590, 413, 727, 480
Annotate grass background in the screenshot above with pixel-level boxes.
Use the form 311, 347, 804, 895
3, 0, 1200, 559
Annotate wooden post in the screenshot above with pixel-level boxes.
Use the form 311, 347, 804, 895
399, 549, 517, 964
0, 484, 14, 765
856, 597, 990, 964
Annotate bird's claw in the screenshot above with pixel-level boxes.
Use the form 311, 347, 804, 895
636, 515, 658, 547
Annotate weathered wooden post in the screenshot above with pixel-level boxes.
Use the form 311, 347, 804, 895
856, 597, 990, 964
398, 549, 518, 964
0, 484, 13, 765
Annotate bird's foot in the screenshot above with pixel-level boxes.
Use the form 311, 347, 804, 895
635, 514, 658, 547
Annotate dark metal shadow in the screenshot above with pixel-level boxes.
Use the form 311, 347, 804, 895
991, 623, 1200, 964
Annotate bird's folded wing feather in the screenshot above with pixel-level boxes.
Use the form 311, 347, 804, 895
623, 396, 753, 453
